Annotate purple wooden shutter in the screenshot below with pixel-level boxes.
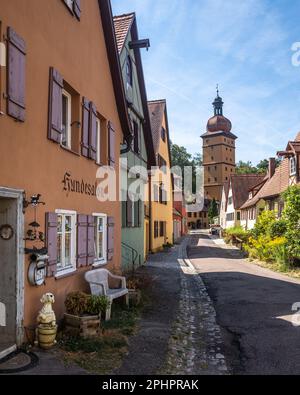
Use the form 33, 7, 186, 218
127, 193, 132, 227
46, 212, 58, 277
87, 215, 95, 265
89, 102, 97, 161
73, 0, 81, 20
107, 217, 115, 261
48, 67, 63, 143
108, 121, 116, 167
7, 27, 26, 122
81, 97, 90, 157
77, 214, 88, 268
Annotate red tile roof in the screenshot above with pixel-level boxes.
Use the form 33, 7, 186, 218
230, 174, 266, 209
113, 13, 135, 54
241, 158, 290, 209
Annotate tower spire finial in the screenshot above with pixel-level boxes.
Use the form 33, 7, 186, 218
213, 86, 224, 116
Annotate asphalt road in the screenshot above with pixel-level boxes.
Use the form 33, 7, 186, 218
188, 232, 300, 375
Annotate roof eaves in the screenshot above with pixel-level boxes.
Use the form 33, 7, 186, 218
98, 0, 131, 142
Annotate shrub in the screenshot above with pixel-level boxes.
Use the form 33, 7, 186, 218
268, 219, 287, 239
250, 210, 277, 239
282, 186, 300, 260
223, 226, 249, 244
65, 292, 110, 316
269, 237, 288, 266
86, 295, 110, 315
65, 292, 89, 316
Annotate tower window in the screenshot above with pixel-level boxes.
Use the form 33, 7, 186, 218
215, 177, 217, 182
208, 178, 211, 182
215, 166, 217, 170
208, 166, 210, 171
225, 167, 228, 171
211, 156, 214, 160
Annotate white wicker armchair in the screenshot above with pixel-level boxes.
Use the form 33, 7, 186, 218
85, 269, 129, 320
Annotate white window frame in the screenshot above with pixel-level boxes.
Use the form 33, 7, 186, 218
290, 156, 297, 176
61, 89, 72, 150
96, 118, 101, 164
55, 209, 77, 277
92, 213, 107, 267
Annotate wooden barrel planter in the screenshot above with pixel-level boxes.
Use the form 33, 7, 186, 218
64, 313, 101, 339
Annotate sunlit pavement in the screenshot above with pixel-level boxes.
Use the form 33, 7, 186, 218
188, 232, 300, 375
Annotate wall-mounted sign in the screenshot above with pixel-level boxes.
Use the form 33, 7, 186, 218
62, 172, 99, 197
0, 224, 14, 240
28, 254, 48, 286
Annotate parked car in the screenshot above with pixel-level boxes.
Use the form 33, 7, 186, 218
209, 225, 221, 236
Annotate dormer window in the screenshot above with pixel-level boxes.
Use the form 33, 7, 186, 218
290, 156, 297, 176
249, 192, 253, 200
126, 55, 133, 88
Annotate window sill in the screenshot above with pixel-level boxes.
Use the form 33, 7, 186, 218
92, 260, 108, 268
60, 144, 80, 157
55, 268, 77, 280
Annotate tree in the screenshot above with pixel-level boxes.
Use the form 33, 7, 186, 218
256, 159, 269, 173
192, 153, 203, 167
170, 143, 202, 194
236, 158, 281, 175
208, 198, 218, 222
235, 161, 258, 174
170, 143, 192, 169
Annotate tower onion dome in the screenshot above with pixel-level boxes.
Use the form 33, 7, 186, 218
206, 88, 232, 133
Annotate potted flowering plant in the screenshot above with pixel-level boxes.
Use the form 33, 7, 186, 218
64, 292, 110, 338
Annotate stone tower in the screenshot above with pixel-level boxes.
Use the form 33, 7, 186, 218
201, 89, 237, 202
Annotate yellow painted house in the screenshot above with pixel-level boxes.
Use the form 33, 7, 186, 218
148, 100, 173, 252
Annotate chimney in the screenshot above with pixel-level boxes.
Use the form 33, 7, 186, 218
269, 158, 276, 179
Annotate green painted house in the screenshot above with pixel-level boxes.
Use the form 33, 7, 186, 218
113, 13, 155, 271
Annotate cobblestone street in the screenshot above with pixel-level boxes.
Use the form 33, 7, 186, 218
117, 235, 228, 375
162, 238, 227, 375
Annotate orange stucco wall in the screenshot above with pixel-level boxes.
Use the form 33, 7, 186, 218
0, 0, 123, 329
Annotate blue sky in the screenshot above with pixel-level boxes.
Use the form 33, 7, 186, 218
112, 0, 300, 164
